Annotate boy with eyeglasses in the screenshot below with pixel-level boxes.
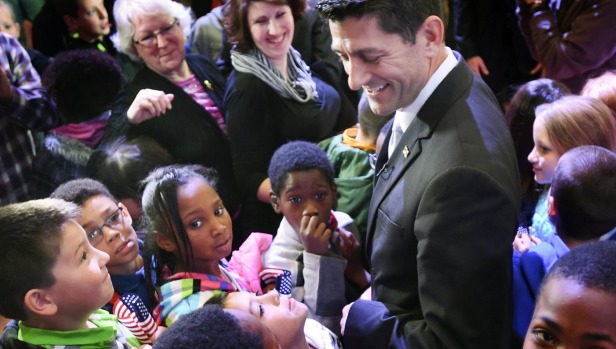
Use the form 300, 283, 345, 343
50, 179, 152, 311
0, 198, 144, 348
51, 178, 164, 343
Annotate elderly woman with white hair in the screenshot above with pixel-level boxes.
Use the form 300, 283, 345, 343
106, 0, 241, 234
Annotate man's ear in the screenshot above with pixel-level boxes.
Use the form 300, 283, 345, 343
24, 289, 58, 317
270, 192, 282, 214
420, 15, 444, 56
63, 15, 78, 33
155, 232, 176, 252
118, 202, 133, 227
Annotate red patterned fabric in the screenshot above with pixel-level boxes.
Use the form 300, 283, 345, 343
111, 292, 158, 344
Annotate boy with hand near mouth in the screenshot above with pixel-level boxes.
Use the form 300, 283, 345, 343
262, 141, 370, 336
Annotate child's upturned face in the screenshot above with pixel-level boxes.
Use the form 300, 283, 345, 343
79, 195, 139, 271
528, 118, 561, 185
46, 220, 113, 316
0, 6, 20, 39
175, 178, 232, 270
524, 277, 616, 349
225, 291, 307, 348
273, 169, 336, 233
70, 0, 110, 41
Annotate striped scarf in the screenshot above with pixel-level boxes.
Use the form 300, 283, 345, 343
153, 268, 244, 326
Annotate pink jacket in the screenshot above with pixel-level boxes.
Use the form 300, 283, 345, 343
228, 232, 273, 294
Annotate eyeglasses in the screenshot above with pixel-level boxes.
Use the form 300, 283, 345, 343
87, 207, 124, 246
133, 18, 179, 47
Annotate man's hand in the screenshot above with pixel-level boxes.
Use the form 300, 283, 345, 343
127, 89, 174, 124
466, 56, 490, 77
341, 302, 354, 336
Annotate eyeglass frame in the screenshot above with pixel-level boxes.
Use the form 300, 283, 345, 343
87, 206, 124, 246
133, 18, 180, 47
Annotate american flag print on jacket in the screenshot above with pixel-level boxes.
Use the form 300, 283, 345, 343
111, 292, 158, 344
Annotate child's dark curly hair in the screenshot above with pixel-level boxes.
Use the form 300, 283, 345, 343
153, 304, 266, 349
43, 49, 123, 123
268, 140, 335, 196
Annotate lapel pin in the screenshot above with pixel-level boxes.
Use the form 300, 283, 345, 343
403, 146, 410, 158
204, 80, 213, 90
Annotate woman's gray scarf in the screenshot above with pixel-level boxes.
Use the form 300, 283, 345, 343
231, 47, 318, 102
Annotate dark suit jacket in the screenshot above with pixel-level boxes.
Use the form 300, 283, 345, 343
344, 52, 521, 348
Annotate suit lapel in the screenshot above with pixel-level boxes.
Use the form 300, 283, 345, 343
366, 117, 428, 239
364, 53, 475, 259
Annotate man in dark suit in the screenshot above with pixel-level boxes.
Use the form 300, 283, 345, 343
317, 0, 521, 348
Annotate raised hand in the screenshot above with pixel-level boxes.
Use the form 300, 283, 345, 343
127, 89, 174, 124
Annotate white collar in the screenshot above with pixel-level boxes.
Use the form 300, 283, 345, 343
396, 47, 457, 133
